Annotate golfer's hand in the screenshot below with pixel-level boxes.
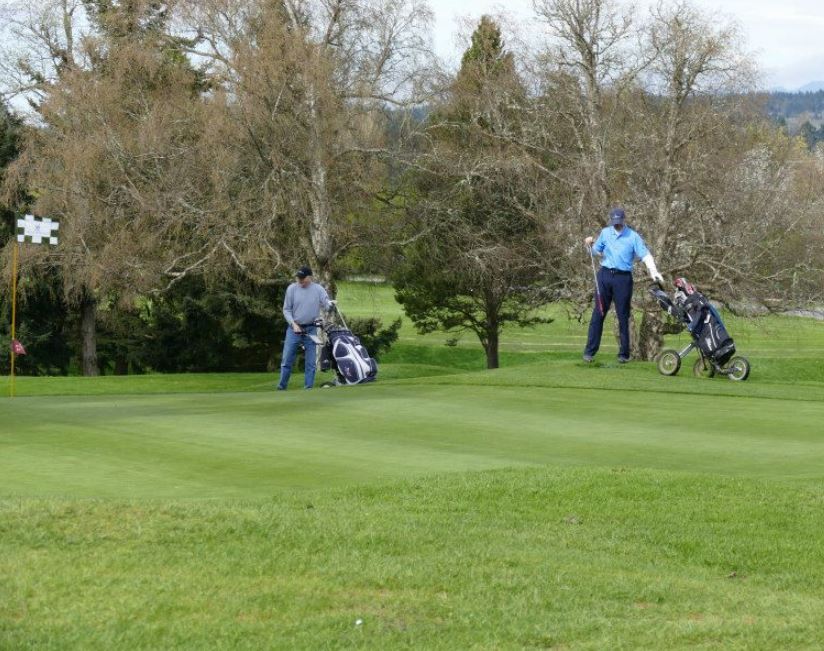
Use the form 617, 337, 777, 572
291, 322, 303, 334
652, 272, 664, 284
584, 236, 594, 247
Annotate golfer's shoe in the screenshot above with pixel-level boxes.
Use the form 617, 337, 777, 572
276, 385, 286, 391
618, 356, 630, 364
582, 354, 593, 363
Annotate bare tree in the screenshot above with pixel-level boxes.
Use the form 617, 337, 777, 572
688, 127, 824, 307
641, 2, 752, 261
181, 0, 434, 289
532, 0, 640, 219
615, 1, 756, 357
0, 0, 90, 109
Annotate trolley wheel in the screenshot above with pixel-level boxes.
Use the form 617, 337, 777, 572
693, 357, 716, 378
726, 356, 750, 381
657, 349, 682, 376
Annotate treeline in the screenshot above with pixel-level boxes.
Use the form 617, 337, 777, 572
761, 90, 824, 150
2, 0, 824, 372
764, 90, 824, 119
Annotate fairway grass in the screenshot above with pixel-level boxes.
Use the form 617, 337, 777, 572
3, 467, 824, 650
2, 282, 824, 648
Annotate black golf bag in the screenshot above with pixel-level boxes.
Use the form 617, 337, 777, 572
319, 309, 378, 386
651, 280, 736, 365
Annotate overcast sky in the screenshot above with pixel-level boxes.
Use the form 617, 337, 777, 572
431, 0, 824, 90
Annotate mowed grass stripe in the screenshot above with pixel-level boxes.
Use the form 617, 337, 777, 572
3, 381, 823, 498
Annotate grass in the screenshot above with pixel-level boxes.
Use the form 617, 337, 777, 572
3, 468, 824, 650
2, 282, 824, 648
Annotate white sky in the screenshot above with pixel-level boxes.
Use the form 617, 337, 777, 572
430, 0, 824, 90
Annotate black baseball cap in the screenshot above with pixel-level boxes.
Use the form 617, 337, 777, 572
295, 266, 313, 279
608, 207, 626, 225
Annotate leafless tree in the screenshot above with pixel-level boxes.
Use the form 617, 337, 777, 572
0, 0, 92, 109
180, 0, 434, 289
614, 1, 756, 356
532, 0, 642, 220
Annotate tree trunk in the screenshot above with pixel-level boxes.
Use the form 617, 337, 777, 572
636, 309, 665, 361
80, 293, 99, 377
484, 328, 500, 369
308, 153, 334, 289
282, 6, 337, 293
305, 52, 336, 293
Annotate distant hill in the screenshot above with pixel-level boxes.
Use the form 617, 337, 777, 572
797, 81, 824, 93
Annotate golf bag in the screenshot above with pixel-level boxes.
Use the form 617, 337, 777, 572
651, 279, 736, 365
319, 306, 378, 386
686, 296, 736, 365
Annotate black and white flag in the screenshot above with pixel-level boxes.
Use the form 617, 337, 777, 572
17, 214, 59, 245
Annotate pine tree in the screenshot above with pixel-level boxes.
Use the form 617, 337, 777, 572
394, 17, 554, 369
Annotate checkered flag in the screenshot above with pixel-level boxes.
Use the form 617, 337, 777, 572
16, 214, 59, 245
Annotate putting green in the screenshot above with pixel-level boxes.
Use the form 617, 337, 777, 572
2, 358, 823, 499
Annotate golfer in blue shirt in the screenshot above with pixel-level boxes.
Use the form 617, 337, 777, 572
583, 208, 664, 363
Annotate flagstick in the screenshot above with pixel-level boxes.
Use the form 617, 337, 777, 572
10, 242, 18, 398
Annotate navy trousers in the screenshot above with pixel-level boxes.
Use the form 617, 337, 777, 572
585, 267, 633, 359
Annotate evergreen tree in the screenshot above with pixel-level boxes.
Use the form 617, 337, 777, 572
799, 120, 824, 150
394, 17, 554, 369
1, 101, 73, 375
11, 0, 208, 375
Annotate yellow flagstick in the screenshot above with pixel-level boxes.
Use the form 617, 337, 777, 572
10, 241, 18, 398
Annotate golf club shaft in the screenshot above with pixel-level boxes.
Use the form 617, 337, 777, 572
333, 302, 349, 331
588, 245, 605, 316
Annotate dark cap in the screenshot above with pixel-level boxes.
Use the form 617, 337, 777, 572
295, 265, 313, 279
608, 207, 626, 226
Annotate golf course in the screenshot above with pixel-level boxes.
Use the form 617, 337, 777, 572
2, 282, 824, 649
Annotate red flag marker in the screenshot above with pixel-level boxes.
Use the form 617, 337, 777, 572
11, 339, 27, 356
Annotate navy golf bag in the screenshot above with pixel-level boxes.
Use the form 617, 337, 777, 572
682, 293, 736, 365
319, 306, 378, 386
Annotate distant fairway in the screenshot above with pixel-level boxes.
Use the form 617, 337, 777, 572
2, 283, 824, 648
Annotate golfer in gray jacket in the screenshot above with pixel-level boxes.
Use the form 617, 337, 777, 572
277, 266, 333, 390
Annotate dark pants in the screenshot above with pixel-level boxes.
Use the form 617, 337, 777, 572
585, 267, 633, 359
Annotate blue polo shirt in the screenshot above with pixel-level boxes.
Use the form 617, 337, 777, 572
593, 226, 649, 272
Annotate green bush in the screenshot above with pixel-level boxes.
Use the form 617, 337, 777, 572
347, 317, 401, 360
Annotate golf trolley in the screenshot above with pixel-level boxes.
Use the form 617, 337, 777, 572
649, 278, 750, 381
314, 303, 378, 388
